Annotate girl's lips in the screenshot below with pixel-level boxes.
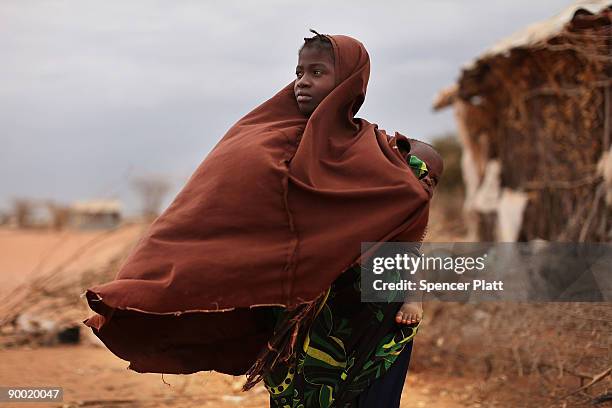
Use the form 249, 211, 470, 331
296, 95, 312, 103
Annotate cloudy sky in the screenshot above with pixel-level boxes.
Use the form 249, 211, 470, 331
0, 0, 574, 216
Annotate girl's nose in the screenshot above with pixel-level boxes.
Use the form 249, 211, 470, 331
296, 75, 311, 87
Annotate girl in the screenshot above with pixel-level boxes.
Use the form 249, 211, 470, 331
257, 31, 444, 407
83, 30, 438, 408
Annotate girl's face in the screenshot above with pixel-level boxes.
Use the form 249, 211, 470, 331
294, 47, 336, 116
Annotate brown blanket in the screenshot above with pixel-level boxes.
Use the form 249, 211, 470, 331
83, 34, 430, 377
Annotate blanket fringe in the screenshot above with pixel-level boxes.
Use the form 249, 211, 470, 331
242, 290, 328, 391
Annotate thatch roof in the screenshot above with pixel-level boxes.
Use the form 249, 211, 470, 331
71, 199, 122, 214
434, 0, 611, 110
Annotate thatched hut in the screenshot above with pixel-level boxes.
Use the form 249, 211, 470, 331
69, 199, 122, 230
434, 0, 611, 242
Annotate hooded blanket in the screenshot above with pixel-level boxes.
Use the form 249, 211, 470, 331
83, 34, 430, 378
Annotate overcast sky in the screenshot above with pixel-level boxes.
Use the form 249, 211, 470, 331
0, 0, 575, 216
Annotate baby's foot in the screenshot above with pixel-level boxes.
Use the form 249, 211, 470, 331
395, 301, 422, 325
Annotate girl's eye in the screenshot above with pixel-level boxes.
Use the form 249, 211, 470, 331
296, 72, 303, 78
314, 70, 322, 75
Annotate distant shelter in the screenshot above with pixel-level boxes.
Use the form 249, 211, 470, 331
70, 199, 122, 230
434, 1, 611, 242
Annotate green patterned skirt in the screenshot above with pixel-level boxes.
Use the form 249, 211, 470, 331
263, 265, 420, 408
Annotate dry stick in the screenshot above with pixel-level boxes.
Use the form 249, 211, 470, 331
579, 183, 605, 242
537, 363, 594, 382
523, 174, 602, 190
29, 229, 74, 278
561, 312, 612, 323
560, 365, 612, 400
598, 85, 611, 241
39, 225, 125, 279
1, 270, 74, 326
541, 44, 612, 62
0, 249, 133, 347
561, 27, 612, 40
537, 28, 612, 61
553, 346, 564, 379
0, 226, 122, 305
604, 86, 611, 150
512, 345, 524, 377
558, 197, 592, 240
0, 224, 143, 327
523, 80, 612, 100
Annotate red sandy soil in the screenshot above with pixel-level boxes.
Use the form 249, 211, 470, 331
0, 224, 482, 407
0, 224, 145, 295
2, 221, 589, 407
0, 344, 479, 408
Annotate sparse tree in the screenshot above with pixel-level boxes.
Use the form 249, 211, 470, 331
130, 174, 172, 221
46, 201, 71, 231
12, 198, 33, 228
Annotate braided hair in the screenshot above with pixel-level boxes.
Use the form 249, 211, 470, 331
299, 29, 334, 61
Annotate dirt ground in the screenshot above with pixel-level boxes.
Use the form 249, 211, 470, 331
0, 215, 607, 408
0, 222, 486, 408
0, 343, 481, 408
0, 224, 145, 295
0, 223, 479, 408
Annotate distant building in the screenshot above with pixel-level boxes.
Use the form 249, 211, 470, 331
69, 199, 122, 230
433, 1, 611, 242
28, 203, 55, 227
9, 199, 55, 229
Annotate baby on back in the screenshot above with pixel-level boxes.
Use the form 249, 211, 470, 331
388, 132, 443, 197
392, 135, 444, 325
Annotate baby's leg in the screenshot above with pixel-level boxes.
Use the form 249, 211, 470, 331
395, 301, 422, 325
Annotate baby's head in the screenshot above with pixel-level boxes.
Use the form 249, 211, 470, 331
294, 29, 336, 117
408, 139, 444, 196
